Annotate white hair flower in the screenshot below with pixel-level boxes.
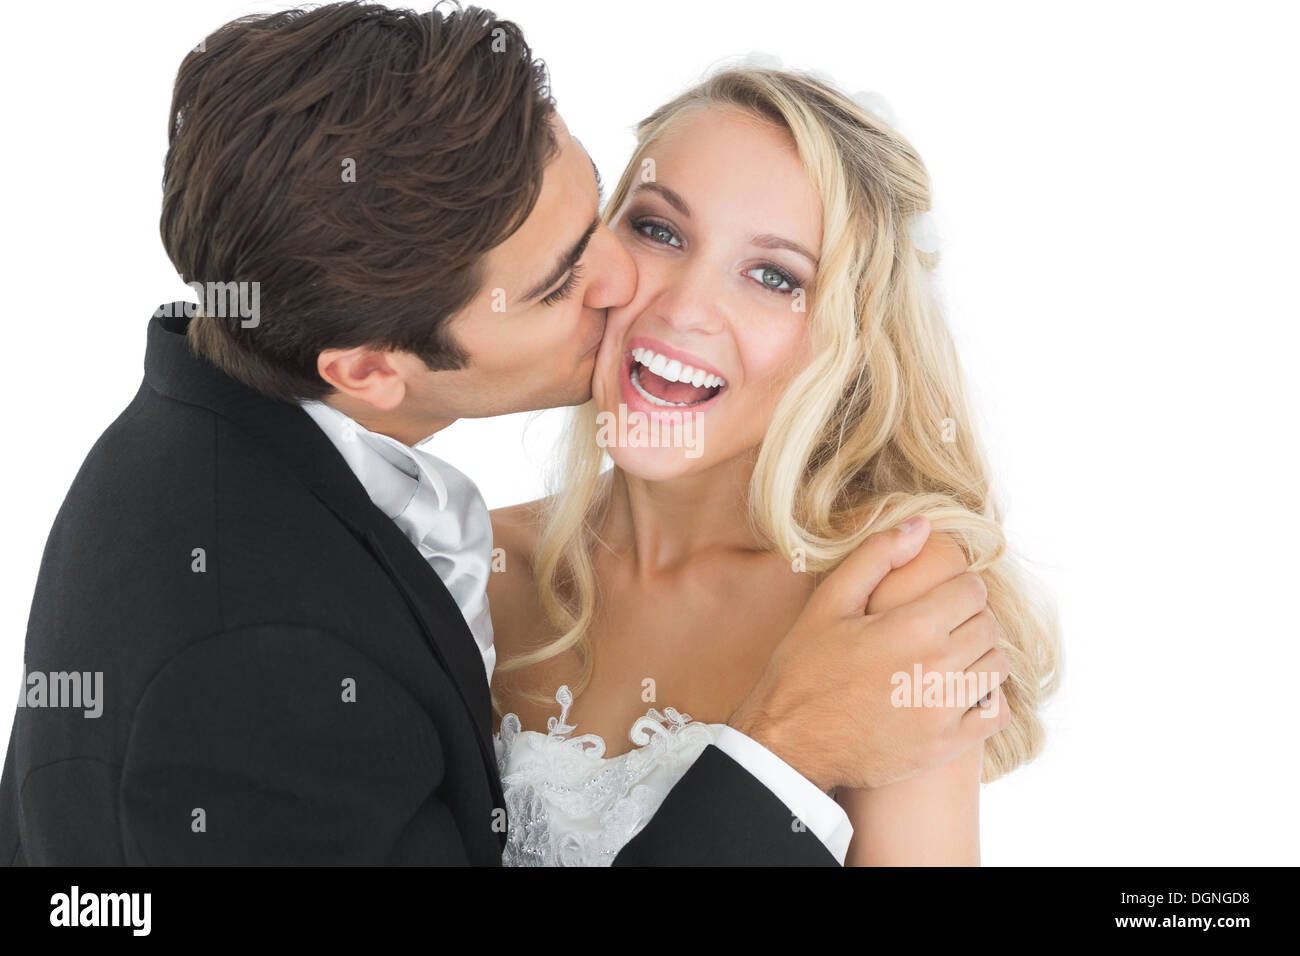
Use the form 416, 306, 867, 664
733, 51, 786, 72
706, 50, 787, 78
850, 89, 902, 130
908, 211, 941, 254
850, 90, 940, 255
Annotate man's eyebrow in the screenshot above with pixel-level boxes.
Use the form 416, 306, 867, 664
520, 214, 601, 304
750, 233, 819, 267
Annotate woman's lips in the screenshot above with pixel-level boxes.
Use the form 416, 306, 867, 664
625, 336, 726, 382
617, 347, 726, 418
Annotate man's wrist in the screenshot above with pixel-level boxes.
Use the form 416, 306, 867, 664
727, 698, 831, 794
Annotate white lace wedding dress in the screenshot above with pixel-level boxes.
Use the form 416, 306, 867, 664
494, 685, 724, 866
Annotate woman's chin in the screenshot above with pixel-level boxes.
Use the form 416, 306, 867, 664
605, 443, 706, 482
592, 377, 714, 477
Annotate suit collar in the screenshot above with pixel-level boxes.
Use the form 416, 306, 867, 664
145, 307, 382, 535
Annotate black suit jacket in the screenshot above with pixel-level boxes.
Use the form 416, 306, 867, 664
0, 307, 837, 866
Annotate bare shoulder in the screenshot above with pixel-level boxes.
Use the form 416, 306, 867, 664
487, 497, 552, 655
865, 530, 970, 615
489, 496, 550, 559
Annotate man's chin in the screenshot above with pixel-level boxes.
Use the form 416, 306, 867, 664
551, 374, 594, 408
518, 384, 593, 416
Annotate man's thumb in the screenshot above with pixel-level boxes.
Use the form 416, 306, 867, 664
820, 515, 930, 615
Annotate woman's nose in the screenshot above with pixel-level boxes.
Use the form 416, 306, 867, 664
651, 256, 727, 335
585, 223, 637, 310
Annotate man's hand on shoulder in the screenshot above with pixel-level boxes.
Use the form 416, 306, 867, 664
728, 517, 1010, 793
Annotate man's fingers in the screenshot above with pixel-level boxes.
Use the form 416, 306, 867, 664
965, 645, 1010, 696
947, 607, 1001, 671
819, 515, 931, 615
906, 569, 988, 636
959, 682, 1011, 743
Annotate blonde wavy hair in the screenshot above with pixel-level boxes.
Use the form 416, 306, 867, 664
495, 66, 1062, 783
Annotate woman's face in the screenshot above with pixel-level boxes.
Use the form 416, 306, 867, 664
591, 106, 823, 481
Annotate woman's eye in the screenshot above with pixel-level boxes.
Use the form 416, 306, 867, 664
746, 265, 799, 294
632, 219, 682, 247
630, 217, 799, 296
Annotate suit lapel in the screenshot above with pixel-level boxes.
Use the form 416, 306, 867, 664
321, 497, 505, 819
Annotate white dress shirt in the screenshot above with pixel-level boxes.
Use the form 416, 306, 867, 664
300, 400, 496, 682
298, 400, 853, 864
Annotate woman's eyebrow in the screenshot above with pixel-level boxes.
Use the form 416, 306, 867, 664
750, 233, 819, 267
631, 181, 818, 267
632, 181, 692, 217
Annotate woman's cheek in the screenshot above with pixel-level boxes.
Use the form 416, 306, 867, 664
739, 334, 809, 424
742, 319, 809, 389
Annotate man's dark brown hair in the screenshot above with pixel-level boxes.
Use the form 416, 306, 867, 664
161, 1, 559, 402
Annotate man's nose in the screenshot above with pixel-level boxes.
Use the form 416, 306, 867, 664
584, 223, 637, 310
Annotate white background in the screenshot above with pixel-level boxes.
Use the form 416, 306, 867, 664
0, 0, 1296, 865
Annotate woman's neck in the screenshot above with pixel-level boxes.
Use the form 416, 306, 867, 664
604, 453, 766, 577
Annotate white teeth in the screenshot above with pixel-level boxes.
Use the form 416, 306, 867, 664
630, 366, 689, 407
629, 347, 728, 390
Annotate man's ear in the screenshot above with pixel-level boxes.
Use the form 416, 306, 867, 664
316, 347, 409, 411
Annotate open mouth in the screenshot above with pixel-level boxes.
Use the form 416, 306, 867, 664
626, 346, 727, 408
